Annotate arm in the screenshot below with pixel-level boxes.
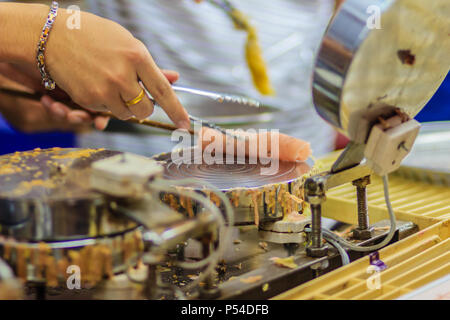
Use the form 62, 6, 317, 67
0, 2, 189, 128
0, 3, 48, 66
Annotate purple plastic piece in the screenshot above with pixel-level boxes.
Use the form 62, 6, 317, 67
369, 252, 387, 271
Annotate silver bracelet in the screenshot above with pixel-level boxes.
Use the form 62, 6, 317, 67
36, 1, 59, 91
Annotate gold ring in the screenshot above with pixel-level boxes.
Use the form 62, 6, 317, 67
125, 89, 145, 107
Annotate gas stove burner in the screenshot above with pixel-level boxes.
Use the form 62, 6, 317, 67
154, 147, 312, 191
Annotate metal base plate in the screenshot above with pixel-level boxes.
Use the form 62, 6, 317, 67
77, 220, 417, 300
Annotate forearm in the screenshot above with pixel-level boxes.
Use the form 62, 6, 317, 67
0, 3, 49, 66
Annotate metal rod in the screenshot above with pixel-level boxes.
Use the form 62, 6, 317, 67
143, 265, 158, 299
356, 185, 369, 229
310, 204, 323, 248
304, 177, 328, 258
199, 239, 220, 299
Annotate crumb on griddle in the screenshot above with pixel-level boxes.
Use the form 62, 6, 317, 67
240, 275, 263, 284
259, 241, 268, 251
397, 50, 415, 65
270, 256, 298, 269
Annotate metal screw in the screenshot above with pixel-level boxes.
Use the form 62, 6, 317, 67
310, 204, 323, 248
305, 179, 328, 258
352, 176, 374, 240
398, 141, 410, 152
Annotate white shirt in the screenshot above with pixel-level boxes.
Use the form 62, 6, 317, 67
86, 0, 336, 156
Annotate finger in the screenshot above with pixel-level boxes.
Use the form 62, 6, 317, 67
94, 116, 110, 131
106, 93, 134, 120
138, 55, 190, 129
81, 104, 109, 113
41, 96, 67, 120
51, 102, 72, 115
120, 82, 154, 120
161, 69, 179, 84
67, 110, 94, 125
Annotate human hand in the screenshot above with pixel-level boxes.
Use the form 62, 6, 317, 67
0, 92, 108, 133
0, 63, 109, 131
43, 9, 190, 129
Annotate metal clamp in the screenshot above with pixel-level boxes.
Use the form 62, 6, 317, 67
303, 163, 373, 258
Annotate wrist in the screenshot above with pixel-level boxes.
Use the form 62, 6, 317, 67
0, 3, 50, 66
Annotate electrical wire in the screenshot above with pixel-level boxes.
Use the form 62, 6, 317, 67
305, 174, 396, 257
322, 175, 396, 252
304, 227, 350, 265
149, 185, 223, 256
324, 236, 350, 265
148, 184, 224, 292
148, 178, 234, 293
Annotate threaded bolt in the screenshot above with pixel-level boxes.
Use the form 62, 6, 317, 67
352, 176, 374, 240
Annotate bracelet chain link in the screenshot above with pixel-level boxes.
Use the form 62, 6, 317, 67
36, 1, 59, 91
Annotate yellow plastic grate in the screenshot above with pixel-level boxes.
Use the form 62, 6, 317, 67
274, 151, 450, 300
316, 151, 450, 229
323, 175, 450, 228
274, 220, 450, 300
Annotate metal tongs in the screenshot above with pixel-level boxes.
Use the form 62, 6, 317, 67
142, 83, 259, 140
0, 84, 259, 140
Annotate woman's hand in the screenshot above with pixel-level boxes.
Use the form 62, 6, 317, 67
0, 62, 109, 131
44, 9, 190, 128
0, 93, 107, 133
0, 3, 190, 130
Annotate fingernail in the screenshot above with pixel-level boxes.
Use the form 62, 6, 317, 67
96, 117, 110, 131
177, 120, 191, 130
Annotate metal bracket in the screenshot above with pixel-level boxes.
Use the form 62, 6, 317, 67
331, 141, 366, 173
304, 164, 373, 258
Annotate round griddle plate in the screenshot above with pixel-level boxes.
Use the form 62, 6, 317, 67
0, 148, 137, 242
0, 148, 120, 200
153, 148, 312, 191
